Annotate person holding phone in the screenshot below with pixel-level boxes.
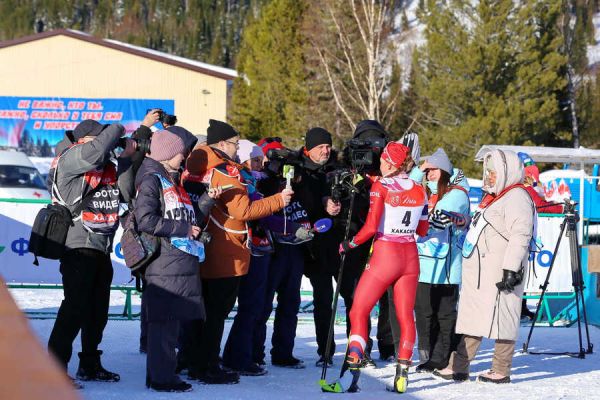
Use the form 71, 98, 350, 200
409, 148, 471, 374
184, 120, 293, 384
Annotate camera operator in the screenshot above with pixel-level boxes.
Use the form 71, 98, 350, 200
308, 120, 392, 367
46, 119, 136, 385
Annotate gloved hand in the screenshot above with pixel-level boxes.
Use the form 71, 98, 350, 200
496, 269, 523, 293
295, 226, 314, 241
339, 239, 358, 255
429, 209, 451, 230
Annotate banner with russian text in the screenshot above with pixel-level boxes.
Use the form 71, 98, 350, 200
0, 96, 174, 150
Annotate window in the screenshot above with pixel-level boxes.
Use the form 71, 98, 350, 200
0, 165, 46, 189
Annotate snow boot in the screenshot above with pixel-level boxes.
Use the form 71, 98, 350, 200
477, 370, 511, 384
416, 359, 446, 373
315, 356, 333, 368
271, 356, 305, 369
76, 351, 120, 382
387, 360, 410, 393
147, 378, 193, 392
433, 367, 469, 382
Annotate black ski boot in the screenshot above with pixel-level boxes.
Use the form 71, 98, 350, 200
76, 350, 120, 382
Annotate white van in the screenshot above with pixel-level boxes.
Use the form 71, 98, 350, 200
0, 150, 51, 200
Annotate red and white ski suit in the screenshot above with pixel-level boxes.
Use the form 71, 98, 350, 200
347, 173, 429, 363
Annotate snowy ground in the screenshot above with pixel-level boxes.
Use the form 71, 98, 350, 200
9, 289, 600, 400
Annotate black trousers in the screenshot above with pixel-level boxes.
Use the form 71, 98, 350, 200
309, 239, 372, 357
48, 248, 113, 369
414, 283, 459, 365
190, 276, 241, 371
147, 319, 180, 384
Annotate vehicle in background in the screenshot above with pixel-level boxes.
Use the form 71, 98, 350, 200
0, 150, 50, 200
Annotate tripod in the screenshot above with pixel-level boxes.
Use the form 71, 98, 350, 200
522, 200, 594, 358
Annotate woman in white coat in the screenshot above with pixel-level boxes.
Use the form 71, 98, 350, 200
435, 149, 535, 384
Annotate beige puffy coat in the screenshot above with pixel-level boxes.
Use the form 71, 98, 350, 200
455, 150, 535, 340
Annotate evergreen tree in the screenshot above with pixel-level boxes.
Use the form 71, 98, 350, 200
415, 0, 568, 174
229, 0, 309, 144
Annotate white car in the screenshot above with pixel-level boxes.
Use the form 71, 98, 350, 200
0, 150, 51, 200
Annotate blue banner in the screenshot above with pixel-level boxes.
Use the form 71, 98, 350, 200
0, 96, 174, 148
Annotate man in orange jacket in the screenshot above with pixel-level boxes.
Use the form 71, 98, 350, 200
184, 119, 293, 384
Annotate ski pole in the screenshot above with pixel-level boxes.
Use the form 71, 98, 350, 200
320, 176, 357, 383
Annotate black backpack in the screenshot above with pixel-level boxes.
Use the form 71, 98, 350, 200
29, 164, 100, 265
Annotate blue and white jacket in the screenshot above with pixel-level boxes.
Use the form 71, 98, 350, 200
411, 168, 470, 285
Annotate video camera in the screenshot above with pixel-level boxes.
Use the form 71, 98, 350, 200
344, 136, 387, 170
147, 108, 178, 126
265, 148, 304, 175
330, 169, 356, 203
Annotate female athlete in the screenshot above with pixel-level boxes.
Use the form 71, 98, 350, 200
323, 142, 429, 394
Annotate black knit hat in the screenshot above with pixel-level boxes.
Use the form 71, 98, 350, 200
305, 127, 332, 151
206, 119, 239, 145
73, 119, 106, 140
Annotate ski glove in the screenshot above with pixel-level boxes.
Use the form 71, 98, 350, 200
429, 209, 451, 230
295, 226, 314, 241
496, 269, 524, 293
339, 239, 358, 255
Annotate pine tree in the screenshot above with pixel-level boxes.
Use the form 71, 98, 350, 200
229, 0, 309, 144
415, 0, 569, 174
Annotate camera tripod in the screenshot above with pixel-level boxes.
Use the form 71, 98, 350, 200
522, 200, 594, 358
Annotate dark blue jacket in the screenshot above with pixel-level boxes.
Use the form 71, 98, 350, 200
134, 157, 205, 322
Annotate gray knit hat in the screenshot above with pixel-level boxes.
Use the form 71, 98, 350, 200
426, 148, 453, 174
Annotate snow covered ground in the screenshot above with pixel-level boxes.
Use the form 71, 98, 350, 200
8, 289, 600, 400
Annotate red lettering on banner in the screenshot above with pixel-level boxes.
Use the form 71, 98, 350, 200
32, 100, 65, 109
42, 121, 79, 130
30, 111, 70, 120
87, 101, 103, 110
103, 112, 123, 121
71, 111, 79, 120
0, 110, 28, 119
17, 100, 31, 109
33, 121, 42, 129
81, 112, 103, 120
67, 101, 85, 110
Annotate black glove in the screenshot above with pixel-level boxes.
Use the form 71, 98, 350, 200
496, 269, 523, 293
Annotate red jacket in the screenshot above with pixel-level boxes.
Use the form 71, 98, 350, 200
524, 186, 563, 214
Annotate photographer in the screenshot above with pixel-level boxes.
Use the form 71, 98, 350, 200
309, 120, 391, 367
47, 120, 136, 384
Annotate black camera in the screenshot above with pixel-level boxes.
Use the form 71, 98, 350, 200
147, 108, 177, 126
329, 169, 356, 203
344, 136, 387, 170
265, 148, 304, 174
117, 137, 151, 154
